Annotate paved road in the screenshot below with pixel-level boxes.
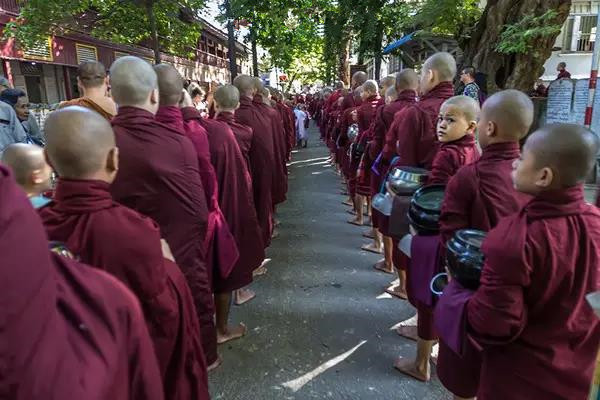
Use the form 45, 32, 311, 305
209, 124, 448, 400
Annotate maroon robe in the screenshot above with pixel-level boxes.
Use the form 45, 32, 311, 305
368, 90, 417, 232
39, 179, 210, 400
435, 141, 530, 397
253, 95, 288, 205
382, 82, 455, 167
352, 95, 380, 196
275, 100, 295, 159
184, 108, 265, 292
0, 165, 163, 400
157, 106, 239, 281
427, 135, 480, 185
443, 186, 600, 400
218, 112, 253, 170
109, 106, 218, 366
234, 96, 275, 246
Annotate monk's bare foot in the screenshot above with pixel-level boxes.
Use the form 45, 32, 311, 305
207, 356, 223, 372
271, 229, 280, 239
342, 199, 353, 206
362, 230, 375, 239
396, 325, 418, 341
253, 265, 268, 277
385, 285, 408, 300
347, 218, 363, 226
373, 260, 394, 274
274, 219, 281, 227
393, 357, 430, 382
234, 289, 256, 305
361, 243, 383, 254
217, 323, 247, 344
346, 209, 356, 215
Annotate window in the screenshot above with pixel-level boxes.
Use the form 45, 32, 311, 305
23, 37, 53, 62
114, 51, 129, 59
76, 43, 98, 64
563, 14, 598, 52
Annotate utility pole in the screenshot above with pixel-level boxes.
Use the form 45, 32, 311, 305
224, 0, 237, 82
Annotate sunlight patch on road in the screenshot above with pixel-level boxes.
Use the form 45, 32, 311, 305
288, 156, 329, 166
281, 340, 367, 393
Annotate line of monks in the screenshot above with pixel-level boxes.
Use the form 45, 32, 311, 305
315, 51, 600, 400
1, 57, 299, 399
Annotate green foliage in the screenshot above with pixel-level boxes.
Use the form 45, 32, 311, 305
496, 10, 563, 54
5, 0, 205, 57
409, 0, 481, 39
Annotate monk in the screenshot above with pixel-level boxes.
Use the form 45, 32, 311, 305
1, 143, 53, 208
183, 84, 265, 343
428, 95, 481, 185
39, 107, 210, 400
369, 70, 418, 277
392, 52, 456, 380
107, 56, 218, 369
59, 61, 117, 120
232, 74, 276, 247
153, 64, 240, 300
438, 123, 600, 400
0, 163, 163, 399
433, 90, 534, 398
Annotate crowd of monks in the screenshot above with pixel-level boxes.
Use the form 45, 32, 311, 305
1, 57, 299, 399
315, 52, 600, 400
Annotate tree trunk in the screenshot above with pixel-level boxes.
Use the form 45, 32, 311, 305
251, 27, 259, 77
224, 0, 238, 82
373, 22, 384, 81
338, 28, 351, 86
461, 0, 571, 93
145, 0, 161, 64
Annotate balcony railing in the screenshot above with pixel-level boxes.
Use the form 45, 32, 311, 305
0, 0, 19, 14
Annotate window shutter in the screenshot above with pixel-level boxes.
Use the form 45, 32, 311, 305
23, 38, 53, 62
76, 44, 98, 64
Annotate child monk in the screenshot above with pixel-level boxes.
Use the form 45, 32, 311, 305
437, 123, 600, 399
1, 143, 53, 208
428, 95, 481, 185
433, 90, 533, 398
39, 106, 210, 400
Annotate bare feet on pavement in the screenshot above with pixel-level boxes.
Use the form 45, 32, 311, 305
373, 259, 394, 274
234, 288, 256, 305
393, 357, 430, 382
217, 323, 247, 344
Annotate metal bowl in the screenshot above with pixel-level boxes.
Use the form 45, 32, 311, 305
446, 229, 487, 290
388, 167, 429, 195
407, 184, 445, 235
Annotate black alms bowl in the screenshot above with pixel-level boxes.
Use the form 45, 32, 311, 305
446, 229, 487, 290
388, 167, 429, 196
407, 184, 445, 236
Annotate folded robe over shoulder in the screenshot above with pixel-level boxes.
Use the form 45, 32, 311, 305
109, 106, 218, 366
0, 165, 163, 400
427, 135, 480, 185
39, 178, 210, 400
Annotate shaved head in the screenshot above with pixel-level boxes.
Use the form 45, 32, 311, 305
385, 87, 397, 102
442, 95, 480, 122
352, 71, 368, 88
44, 106, 115, 179
253, 77, 264, 93
109, 56, 157, 106
154, 64, 183, 106
380, 75, 396, 92
335, 81, 345, 90
423, 52, 457, 82
233, 74, 256, 97
362, 80, 379, 95
482, 89, 534, 140
526, 124, 599, 186
1, 143, 47, 186
214, 84, 240, 110
396, 69, 419, 91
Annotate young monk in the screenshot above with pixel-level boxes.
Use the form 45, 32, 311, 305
39, 107, 210, 400
433, 90, 534, 398
1, 142, 52, 208
369, 70, 418, 276
0, 163, 163, 399
107, 56, 218, 370
428, 95, 481, 185
233, 75, 276, 248
58, 61, 117, 120
183, 84, 265, 342
437, 123, 600, 400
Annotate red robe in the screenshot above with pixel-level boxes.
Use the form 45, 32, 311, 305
157, 106, 239, 281
427, 135, 480, 185
109, 106, 218, 366
274, 100, 296, 159
368, 90, 417, 232
253, 95, 288, 205
435, 141, 530, 397
353, 95, 380, 196
39, 179, 210, 400
184, 108, 265, 292
442, 186, 600, 400
234, 96, 275, 246
382, 82, 455, 167
0, 165, 163, 400
218, 112, 253, 170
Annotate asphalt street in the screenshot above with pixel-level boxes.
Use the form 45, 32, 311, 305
209, 124, 448, 400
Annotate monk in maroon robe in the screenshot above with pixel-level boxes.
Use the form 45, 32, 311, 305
368, 70, 418, 277
434, 90, 534, 398
107, 56, 218, 369
392, 52, 456, 381
427, 95, 481, 185
0, 163, 163, 400
39, 107, 210, 400
183, 84, 266, 344
233, 75, 276, 247
438, 123, 600, 400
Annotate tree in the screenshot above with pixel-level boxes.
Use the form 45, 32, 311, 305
5, 0, 206, 64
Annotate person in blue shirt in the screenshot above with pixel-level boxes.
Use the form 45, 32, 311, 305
1, 143, 52, 208
460, 66, 482, 105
